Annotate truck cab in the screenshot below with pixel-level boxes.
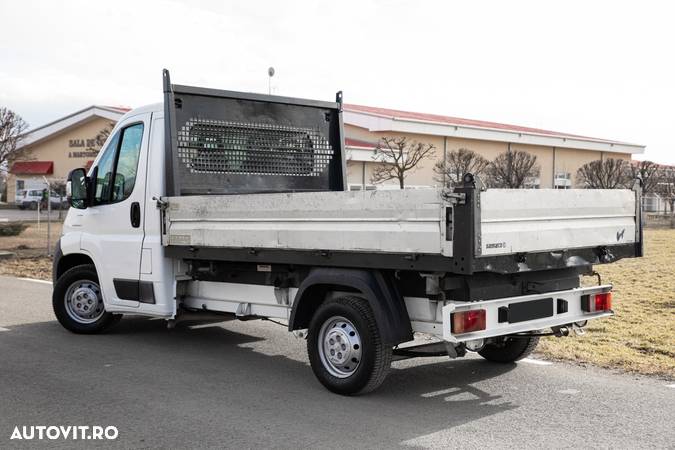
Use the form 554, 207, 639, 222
55, 102, 175, 320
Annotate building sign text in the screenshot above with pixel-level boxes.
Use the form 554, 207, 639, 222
68, 138, 100, 158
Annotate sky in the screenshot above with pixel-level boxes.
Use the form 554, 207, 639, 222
0, 0, 673, 164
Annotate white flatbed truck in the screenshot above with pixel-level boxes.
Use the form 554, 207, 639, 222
53, 70, 643, 395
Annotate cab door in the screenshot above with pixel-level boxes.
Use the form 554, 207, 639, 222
78, 113, 152, 310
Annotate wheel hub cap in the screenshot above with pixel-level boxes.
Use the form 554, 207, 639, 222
318, 316, 363, 378
65, 280, 104, 324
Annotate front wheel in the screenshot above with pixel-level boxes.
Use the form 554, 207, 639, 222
52, 264, 119, 334
478, 336, 540, 363
307, 296, 392, 395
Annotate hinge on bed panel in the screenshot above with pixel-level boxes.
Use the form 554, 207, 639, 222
236, 303, 251, 317
594, 246, 614, 263
274, 287, 290, 306
153, 196, 168, 210
441, 191, 466, 205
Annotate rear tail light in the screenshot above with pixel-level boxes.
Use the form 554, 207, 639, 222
581, 292, 612, 312
451, 309, 486, 334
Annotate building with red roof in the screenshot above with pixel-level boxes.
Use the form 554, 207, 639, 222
7, 105, 130, 203
342, 103, 644, 190
5, 100, 645, 204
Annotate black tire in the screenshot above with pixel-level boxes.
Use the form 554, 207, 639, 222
29, 202, 38, 210
478, 336, 540, 363
307, 296, 392, 395
52, 264, 118, 334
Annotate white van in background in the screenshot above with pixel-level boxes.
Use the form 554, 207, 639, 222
16, 189, 67, 210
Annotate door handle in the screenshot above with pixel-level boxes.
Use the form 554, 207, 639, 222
130, 202, 141, 228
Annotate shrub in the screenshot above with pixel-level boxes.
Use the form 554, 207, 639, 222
0, 222, 29, 236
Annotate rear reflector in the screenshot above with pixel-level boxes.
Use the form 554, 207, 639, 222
581, 292, 612, 312
451, 309, 486, 334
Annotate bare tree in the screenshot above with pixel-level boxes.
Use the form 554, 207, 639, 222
485, 149, 540, 188
433, 148, 490, 188
0, 107, 29, 173
95, 121, 116, 147
576, 158, 630, 189
51, 180, 67, 197
370, 137, 435, 189
626, 160, 662, 194
657, 166, 675, 223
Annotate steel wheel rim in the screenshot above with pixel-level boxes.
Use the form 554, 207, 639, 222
318, 316, 363, 378
64, 279, 105, 324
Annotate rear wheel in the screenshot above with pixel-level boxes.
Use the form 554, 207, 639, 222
478, 336, 539, 363
52, 264, 119, 334
307, 296, 392, 395
29, 201, 38, 210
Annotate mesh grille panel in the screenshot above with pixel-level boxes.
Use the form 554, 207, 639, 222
177, 119, 334, 176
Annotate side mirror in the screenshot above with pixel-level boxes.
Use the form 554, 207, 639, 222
67, 168, 89, 209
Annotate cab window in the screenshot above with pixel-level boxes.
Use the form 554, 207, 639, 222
112, 124, 143, 202
93, 123, 144, 205
94, 132, 120, 204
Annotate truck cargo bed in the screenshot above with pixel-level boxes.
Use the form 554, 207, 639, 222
162, 185, 641, 274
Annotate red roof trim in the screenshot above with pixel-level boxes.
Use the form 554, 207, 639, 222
10, 161, 54, 175
344, 104, 628, 145
345, 137, 377, 148
102, 105, 132, 113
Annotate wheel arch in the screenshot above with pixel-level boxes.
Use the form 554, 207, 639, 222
289, 268, 413, 346
53, 240, 96, 283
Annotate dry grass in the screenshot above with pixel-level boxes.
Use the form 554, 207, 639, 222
0, 222, 61, 280
0, 256, 53, 280
0, 222, 62, 257
537, 228, 675, 379
1, 224, 673, 378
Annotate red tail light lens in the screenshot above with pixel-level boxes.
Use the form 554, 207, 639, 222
582, 292, 612, 312
594, 292, 612, 311
451, 309, 486, 334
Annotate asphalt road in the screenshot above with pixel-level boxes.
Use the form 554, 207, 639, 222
0, 276, 673, 449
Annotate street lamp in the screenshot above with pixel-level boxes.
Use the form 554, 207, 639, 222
268, 67, 275, 95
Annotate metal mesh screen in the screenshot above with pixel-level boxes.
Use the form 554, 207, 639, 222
177, 119, 334, 176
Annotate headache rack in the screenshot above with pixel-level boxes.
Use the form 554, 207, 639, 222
162, 69, 347, 196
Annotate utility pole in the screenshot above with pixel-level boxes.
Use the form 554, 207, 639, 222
43, 176, 52, 256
